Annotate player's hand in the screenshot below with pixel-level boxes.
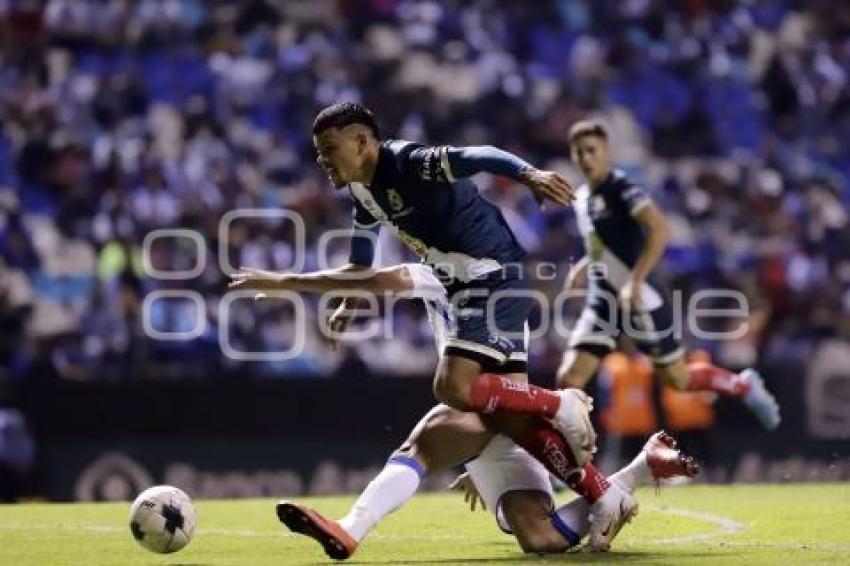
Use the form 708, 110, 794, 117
324, 298, 357, 351
619, 276, 643, 311
449, 472, 486, 512
520, 169, 575, 207
228, 267, 287, 296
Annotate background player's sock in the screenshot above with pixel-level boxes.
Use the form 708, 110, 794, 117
685, 362, 749, 397
338, 455, 424, 542
468, 373, 561, 417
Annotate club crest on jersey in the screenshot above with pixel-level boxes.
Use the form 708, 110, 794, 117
387, 188, 404, 212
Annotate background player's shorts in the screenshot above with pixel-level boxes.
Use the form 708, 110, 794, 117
465, 435, 553, 534
568, 290, 684, 366
421, 267, 532, 374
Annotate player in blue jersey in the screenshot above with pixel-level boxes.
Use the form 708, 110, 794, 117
557, 120, 780, 430
230, 101, 640, 551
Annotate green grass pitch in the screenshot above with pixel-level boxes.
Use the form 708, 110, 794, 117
1, 484, 848, 565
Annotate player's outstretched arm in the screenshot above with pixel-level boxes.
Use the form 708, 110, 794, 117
446, 145, 575, 206
229, 264, 423, 351
228, 264, 417, 295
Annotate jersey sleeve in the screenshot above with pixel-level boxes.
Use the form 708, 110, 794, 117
622, 184, 652, 216
445, 145, 533, 181
402, 144, 532, 184
403, 144, 456, 184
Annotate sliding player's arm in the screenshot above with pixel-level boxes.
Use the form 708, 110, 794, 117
227, 264, 415, 295
411, 144, 575, 206
229, 262, 417, 352
623, 194, 669, 309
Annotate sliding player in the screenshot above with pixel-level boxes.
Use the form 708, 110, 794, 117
453, 429, 697, 553
558, 120, 780, 430
230, 264, 696, 557
298, 102, 634, 545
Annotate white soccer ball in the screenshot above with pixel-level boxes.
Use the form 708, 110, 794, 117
129, 485, 197, 553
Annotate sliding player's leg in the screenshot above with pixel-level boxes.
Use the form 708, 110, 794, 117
277, 384, 601, 559
276, 389, 600, 559
277, 404, 495, 560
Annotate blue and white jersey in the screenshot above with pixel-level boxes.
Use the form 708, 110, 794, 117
347, 140, 526, 282
574, 170, 664, 310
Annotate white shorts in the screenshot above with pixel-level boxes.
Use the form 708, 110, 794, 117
464, 434, 553, 533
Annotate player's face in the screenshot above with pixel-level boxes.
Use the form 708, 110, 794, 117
313, 127, 368, 189
571, 136, 611, 184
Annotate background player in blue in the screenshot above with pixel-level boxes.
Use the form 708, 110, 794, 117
304, 102, 636, 550
556, 120, 781, 430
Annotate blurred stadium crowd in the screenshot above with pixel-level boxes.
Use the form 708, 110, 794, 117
0, 0, 849, 381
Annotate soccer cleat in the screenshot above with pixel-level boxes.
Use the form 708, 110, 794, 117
586, 480, 638, 552
550, 388, 597, 465
276, 501, 358, 560
644, 430, 699, 480
740, 369, 781, 430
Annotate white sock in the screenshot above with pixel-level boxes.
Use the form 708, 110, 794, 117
610, 452, 652, 493
549, 451, 652, 546
338, 456, 423, 542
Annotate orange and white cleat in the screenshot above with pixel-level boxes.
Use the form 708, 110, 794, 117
276, 501, 358, 560
644, 430, 699, 481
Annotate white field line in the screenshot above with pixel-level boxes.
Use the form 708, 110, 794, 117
645, 506, 850, 552
646, 505, 747, 544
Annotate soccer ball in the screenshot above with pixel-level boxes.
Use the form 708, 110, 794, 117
129, 485, 197, 553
